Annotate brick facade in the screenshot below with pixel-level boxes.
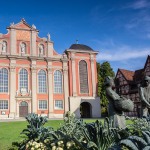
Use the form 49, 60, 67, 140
0, 19, 100, 118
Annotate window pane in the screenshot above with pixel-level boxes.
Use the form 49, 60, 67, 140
0, 100, 8, 109
79, 60, 89, 93
39, 100, 47, 109
55, 100, 63, 109
54, 70, 62, 93
38, 70, 47, 93
0, 68, 8, 92
19, 69, 28, 92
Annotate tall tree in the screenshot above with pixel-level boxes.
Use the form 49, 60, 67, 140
97, 61, 115, 116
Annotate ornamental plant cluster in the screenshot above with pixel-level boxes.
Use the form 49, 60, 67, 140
12, 112, 150, 150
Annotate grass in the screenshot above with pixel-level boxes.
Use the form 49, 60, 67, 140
0, 118, 131, 150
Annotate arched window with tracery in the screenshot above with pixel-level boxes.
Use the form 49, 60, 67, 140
19, 69, 28, 92
0, 68, 8, 92
54, 70, 62, 93
38, 70, 47, 93
79, 60, 89, 93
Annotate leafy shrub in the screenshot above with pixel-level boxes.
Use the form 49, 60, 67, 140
11, 113, 150, 150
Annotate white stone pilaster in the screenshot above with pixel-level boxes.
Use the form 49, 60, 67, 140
16, 101, 19, 118
47, 61, 54, 117
31, 60, 37, 113
10, 29, 16, 55
90, 55, 96, 97
31, 31, 37, 56
71, 53, 77, 96
47, 42, 54, 57
9, 59, 16, 118
63, 61, 69, 112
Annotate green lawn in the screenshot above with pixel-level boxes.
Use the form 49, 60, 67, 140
0, 119, 99, 150
0, 119, 130, 150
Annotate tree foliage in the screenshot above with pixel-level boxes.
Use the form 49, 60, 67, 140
97, 61, 115, 115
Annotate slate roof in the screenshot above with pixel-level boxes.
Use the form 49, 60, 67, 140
69, 44, 93, 51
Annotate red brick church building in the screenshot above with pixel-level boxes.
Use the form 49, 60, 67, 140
115, 55, 150, 116
0, 19, 100, 118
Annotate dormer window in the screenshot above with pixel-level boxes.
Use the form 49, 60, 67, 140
21, 42, 26, 54
39, 44, 44, 55
2, 41, 7, 53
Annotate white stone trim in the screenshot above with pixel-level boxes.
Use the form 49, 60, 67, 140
71, 53, 77, 96
0, 63, 9, 67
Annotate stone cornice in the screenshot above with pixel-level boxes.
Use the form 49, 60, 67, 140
65, 49, 99, 54
7, 27, 39, 32
0, 54, 69, 62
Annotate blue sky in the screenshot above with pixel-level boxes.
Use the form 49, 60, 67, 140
0, 0, 150, 73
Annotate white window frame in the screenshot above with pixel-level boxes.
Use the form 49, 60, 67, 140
0, 100, 8, 110
55, 100, 63, 110
54, 70, 63, 94
38, 69, 47, 93
19, 68, 28, 93
0, 68, 9, 93
38, 100, 48, 110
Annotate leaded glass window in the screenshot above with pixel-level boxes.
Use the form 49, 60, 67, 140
39, 100, 47, 109
38, 70, 47, 93
55, 100, 63, 109
0, 100, 8, 109
19, 69, 28, 92
79, 60, 89, 93
54, 70, 62, 93
0, 68, 8, 92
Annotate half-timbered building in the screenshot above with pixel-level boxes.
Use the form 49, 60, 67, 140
115, 55, 150, 116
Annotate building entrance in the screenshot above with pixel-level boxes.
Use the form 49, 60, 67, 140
19, 101, 28, 117
80, 102, 91, 118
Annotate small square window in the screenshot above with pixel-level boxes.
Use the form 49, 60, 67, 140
55, 100, 63, 110
0, 100, 8, 109
39, 100, 47, 110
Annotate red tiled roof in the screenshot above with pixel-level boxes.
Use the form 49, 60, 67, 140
119, 69, 135, 81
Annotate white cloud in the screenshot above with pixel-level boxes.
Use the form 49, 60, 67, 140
97, 46, 150, 61
125, 0, 150, 9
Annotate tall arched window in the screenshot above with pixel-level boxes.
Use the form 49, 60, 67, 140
39, 44, 44, 55
0, 68, 8, 92
19, 69, 28, 92
54, 70, 62, 93
38, 70, 47, 93
2, 41, 7, 52
79, 60, 89, 93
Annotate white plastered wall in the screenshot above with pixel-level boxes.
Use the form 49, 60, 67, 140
69, 96, 101, 118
